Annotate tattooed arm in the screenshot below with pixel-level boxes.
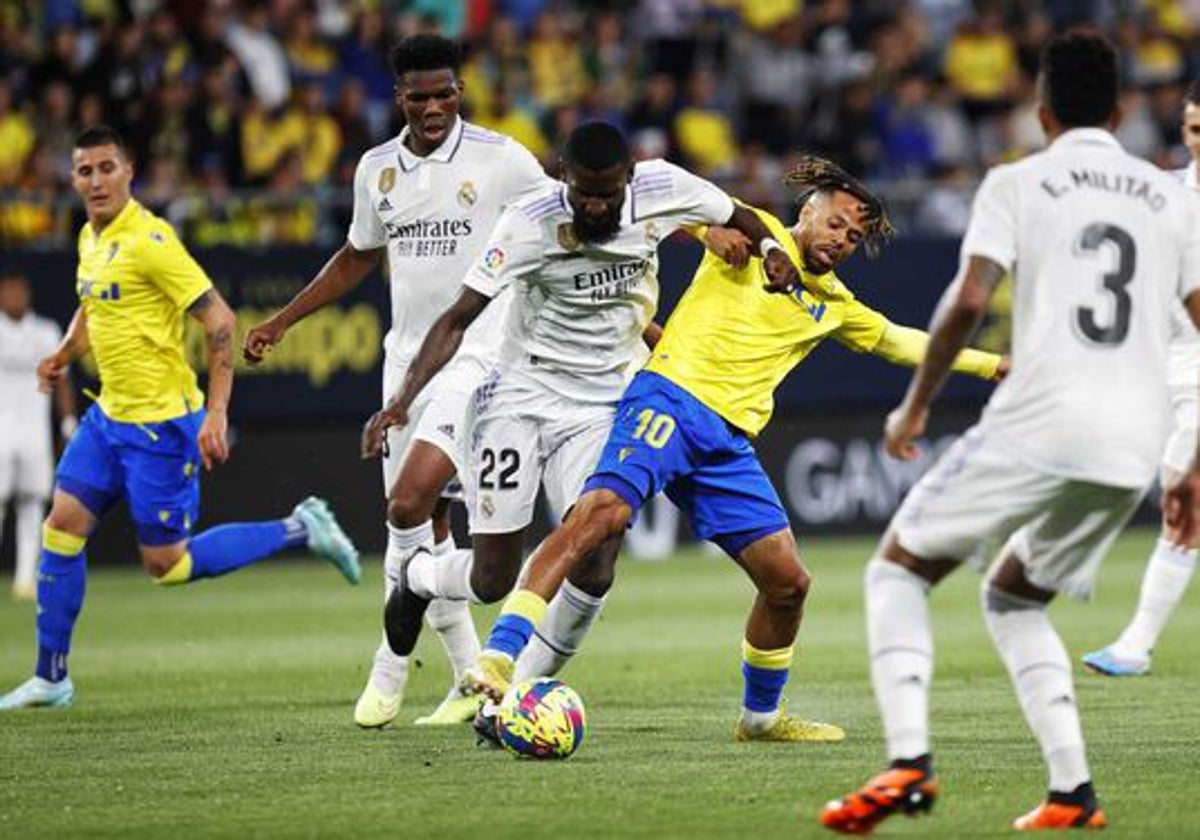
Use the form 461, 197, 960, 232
188, 289, 237, 468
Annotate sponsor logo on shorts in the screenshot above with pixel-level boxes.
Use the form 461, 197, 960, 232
438, 423, 456, 440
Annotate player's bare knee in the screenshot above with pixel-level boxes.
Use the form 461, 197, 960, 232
470, 565, 519, 604
572, 490, 631, 543
766, 564, 810, 613
386, 487, 435, 529
140, 545, 185, 579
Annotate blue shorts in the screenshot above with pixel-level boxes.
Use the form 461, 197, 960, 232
583, 371, 789, 557
56, 404, 204, 546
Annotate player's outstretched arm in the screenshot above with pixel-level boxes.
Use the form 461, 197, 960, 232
885, 256, 1003, 460
242, 243, 382, 363
188, 289, 236, 468
360, 287, 492, 459
37, 307, 89, 395
869, 322, 1008, 381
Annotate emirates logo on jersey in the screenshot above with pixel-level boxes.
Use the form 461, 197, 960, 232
457, 180, 478, 208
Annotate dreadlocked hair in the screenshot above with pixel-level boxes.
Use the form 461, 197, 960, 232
784, 156, 895, 257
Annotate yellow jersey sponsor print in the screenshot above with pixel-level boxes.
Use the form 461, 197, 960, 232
76, 199, 211, 423
646, 205, 887, 436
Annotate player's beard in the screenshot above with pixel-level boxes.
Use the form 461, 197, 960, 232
572, 211, 621, 245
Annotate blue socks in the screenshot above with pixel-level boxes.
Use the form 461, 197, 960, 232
36, 526, 89, 682
741, 640, 794, 713
182, 517, 307, 581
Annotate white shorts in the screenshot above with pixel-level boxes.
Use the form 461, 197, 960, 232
0, 431, 53, 501
1161, 384, 1198, 476
380, 354, 492, 495
465, 367, 613, 534
893, 426, 1144, 600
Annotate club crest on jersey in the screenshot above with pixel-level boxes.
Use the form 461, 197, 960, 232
457, 180, 478, 208
557, 223, 581, 252
644, 221, 660, 247
378, 167, 396, 194
484, 247, 505, 270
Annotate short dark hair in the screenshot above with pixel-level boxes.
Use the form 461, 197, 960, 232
390, 34, 461, 80
784, 155, 895, 257
1186, 78, 1200, 106
563, 121, 630, 171
74, 124, 128, 156
1039, 30, 1119, 128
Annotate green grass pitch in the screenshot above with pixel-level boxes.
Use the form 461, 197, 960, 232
2, 527, 1198, 838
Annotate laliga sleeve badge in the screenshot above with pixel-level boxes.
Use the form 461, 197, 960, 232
484, 247, 505, 270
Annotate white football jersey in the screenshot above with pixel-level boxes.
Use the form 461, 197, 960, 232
347, 118, 549, 367
463, 159, 735, 403
963, 128, 1200, 488
1167, 162, 1200, 396
0, 311, 60, 437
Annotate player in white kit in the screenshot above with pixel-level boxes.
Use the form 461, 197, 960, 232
822, 33, 1200, 834
243, 35, 547, 727
361, 121, 802, 725
0, 272, 77, 601
1082, 80, 1200, 677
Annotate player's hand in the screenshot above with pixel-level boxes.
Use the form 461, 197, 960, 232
361, 404, 408, 459
884, 401, 928, 461
704, 227, 752, 268
994, 356, 1012, 381
197, 408, 230, 469
243, 318, 287, 364
36, 354, 68, 394
761, 249, 801, 294
1163, 466, 1200, 548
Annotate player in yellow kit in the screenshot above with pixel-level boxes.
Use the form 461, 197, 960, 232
468, 157, 1007, 743
0, 126, 360, 711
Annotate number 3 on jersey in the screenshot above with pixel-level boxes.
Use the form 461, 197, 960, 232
632, 409, 676, 449
1075, 222, 1136, 347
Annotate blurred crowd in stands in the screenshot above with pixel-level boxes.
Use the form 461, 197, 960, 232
2, 0, 1199, 248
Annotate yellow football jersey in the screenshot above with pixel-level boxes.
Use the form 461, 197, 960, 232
646, 206, 890, 436
76, 199, 211, 423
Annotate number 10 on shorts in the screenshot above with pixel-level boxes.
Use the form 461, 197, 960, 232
632, 409, 676, 449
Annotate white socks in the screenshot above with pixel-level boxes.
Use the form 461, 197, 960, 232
514, 579, 607, 682
407, 547, 477, 602
368, 522, 434, 693
368, 640, 409, 696
983, 585, 1090, 793
423, 539, 481, 681
866, 558, 934, 763
14, 498, 42, 592
1114, 537, 1196, 658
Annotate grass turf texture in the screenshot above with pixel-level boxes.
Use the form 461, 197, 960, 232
2, 527, 1198, 838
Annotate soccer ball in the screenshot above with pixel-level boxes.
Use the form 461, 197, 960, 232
496, 678, 587, 759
